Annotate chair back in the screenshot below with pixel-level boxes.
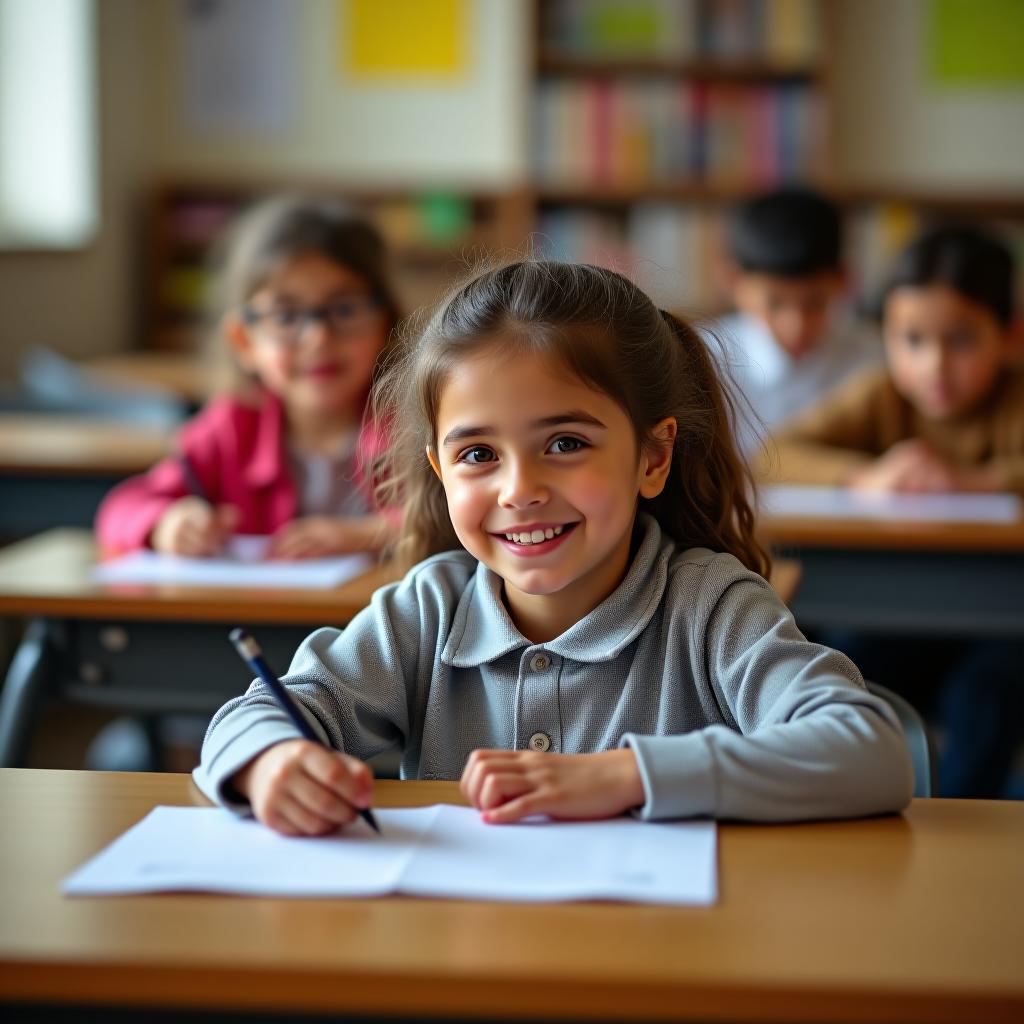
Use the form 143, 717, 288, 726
866, 680, 937, 798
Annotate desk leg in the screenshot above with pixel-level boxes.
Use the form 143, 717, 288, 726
0, 619, 54, 767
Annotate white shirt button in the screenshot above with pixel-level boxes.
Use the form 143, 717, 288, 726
530, 653, 550, 671
528, 732, 551, 752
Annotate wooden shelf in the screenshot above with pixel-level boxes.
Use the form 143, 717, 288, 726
144, 182, 532, 352
534, 182, 795, 205
540, 50, 819, 80
538, 51, 822, 81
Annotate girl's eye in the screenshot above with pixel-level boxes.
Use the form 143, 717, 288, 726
458, 446, 496, 465
548, 436, 587, 454
271, 308, 302, 328
948, 330, 976, 351
902, 330, 923, 349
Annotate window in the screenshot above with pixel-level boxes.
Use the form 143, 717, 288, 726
0, 0, 98, 248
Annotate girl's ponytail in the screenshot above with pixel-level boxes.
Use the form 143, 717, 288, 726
655, 310, 770, 579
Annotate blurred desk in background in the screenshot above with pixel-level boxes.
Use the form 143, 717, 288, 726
0, 414, 170, 537
0, 529, 398, 767
761, 514, 1024, 638
84, 351, 212, 409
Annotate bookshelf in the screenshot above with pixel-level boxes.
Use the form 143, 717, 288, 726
144, 183, 533, 352
526, 0, 1024, 318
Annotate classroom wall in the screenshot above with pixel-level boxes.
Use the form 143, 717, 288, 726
0, 0, 149, 380
1, 0, 1022, 382
0, 0, 530, 381
834, 0, 1024, 191
140, 0, 530, 186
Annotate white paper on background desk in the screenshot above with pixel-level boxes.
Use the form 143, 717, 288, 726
62, 805, 718, 906
92, 536, 374, 589
761, 485, 1023, 524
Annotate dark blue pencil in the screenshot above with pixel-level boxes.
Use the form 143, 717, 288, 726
178, 453, 211, 503
228, 627, 380, 834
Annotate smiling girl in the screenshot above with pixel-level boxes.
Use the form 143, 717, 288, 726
194, 261, 912, 833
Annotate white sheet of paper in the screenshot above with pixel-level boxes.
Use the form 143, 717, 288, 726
760, 485, 1023, 524
62, 805, 717, 906
93, 536, 374, 589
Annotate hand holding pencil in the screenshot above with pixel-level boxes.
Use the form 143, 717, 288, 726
228, 628, 380, 837
150, 456, 238, 557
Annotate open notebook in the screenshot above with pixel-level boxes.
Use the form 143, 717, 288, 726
62, 804, 718, 906
93, 535, 374, 589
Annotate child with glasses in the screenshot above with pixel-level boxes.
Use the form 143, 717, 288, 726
96, 195, 401, 559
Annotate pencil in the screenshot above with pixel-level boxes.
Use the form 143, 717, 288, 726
178, 453, 211, 503
228, 627, 381, 834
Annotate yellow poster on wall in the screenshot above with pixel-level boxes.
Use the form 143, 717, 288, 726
340, 0, 468, 80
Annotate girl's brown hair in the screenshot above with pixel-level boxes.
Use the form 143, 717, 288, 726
376, 260, 769, 577
209, 194, 403, 392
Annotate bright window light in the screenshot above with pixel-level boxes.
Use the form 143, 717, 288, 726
0, 0, 98, 248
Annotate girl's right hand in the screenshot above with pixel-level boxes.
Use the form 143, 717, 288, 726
231, 740, 374, 836
150, 497, 238, 556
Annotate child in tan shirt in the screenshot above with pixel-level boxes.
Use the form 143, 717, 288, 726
765, 225, 1023, 798
768, 226, 1024, 495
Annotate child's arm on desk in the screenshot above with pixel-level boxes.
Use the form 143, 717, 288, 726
846, 439, 1013, 493
267, 512, 397, 559
762, 369, 899, 486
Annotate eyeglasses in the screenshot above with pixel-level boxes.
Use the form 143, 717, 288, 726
242, 297, 383, 345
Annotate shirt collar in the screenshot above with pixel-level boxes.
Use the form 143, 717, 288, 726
440, 514, 672, 668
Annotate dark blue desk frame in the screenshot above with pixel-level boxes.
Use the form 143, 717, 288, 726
778, 544, 1024, 638
0, 616, 313, 768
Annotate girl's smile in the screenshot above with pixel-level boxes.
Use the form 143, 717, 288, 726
492, 520, 578, 556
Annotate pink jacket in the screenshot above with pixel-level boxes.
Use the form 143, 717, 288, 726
95, 390, 388, 553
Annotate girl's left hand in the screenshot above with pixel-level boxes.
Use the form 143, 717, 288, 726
268, 516, 385, 559
460, 748, 645, 824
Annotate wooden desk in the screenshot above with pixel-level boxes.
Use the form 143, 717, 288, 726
760, 514, 1024, 637
0, 530, 397, 766
1, 771, 1022, 1024
0, 414, 170, 535
84, 351, 213, 407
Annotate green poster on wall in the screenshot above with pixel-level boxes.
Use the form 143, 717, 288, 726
929, 0, 1024, 86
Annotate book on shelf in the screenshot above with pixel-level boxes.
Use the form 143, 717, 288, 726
533, 78, 823, 187
535, 202, 720, 314
540, 0, 820, 65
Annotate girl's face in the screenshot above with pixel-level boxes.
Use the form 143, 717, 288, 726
230, 252, 388, 421
884, 284, 1011, 421
428, 345, 674, 639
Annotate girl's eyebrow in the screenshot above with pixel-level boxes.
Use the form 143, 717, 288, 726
441, 411, 607, 448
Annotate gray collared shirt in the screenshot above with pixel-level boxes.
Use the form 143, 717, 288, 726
194, 514, 912, 821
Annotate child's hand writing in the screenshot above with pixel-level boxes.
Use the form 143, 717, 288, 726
268, 515, 387, 559
232, 739, 374, 836
460, 748, 645, 824
150, 497, 239, 556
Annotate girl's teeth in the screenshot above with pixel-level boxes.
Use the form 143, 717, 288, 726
503, 525, 566, 545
